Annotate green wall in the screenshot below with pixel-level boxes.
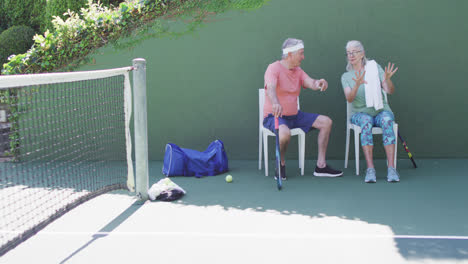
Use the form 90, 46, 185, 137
79, 0, 468, 160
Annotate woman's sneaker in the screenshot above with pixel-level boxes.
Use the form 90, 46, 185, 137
387, 167, 400, 182
313, 165, 343, 177
275, 164, 287, 180
365, 168, 376, 183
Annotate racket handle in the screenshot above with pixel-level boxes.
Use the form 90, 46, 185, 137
275, 117, 279, 130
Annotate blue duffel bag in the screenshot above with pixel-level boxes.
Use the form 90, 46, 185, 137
162, 140, 228, 177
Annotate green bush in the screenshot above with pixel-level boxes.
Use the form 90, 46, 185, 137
42, 0, 89, 32
2, 0, 46, 32
100, 0, 127, 7
31, 0, 48, 33
0, 2, 6, 32
0, 26, 35, 66
2, 0, 271, 75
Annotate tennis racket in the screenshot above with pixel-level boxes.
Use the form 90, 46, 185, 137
275, 117, 282, 190
398, 132, 417, 168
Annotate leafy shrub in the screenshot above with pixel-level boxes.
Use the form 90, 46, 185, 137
2, 0, 270, 75
0, 2, 6, 32
101, 0, 127, 7
2, 0, 34, 28
2, 0, 46, 32
42, 0, 89, 32
31, 0, 48, 33
0, 25, 35, 66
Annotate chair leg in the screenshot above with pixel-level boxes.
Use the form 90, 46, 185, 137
394, 125, 398, 169
354, 130, 360, 175
297, 134, 301, 171
263, 133, 269, 176
259, 129, 262, 170
299, 134, 305, 176
345, 128, 350, 168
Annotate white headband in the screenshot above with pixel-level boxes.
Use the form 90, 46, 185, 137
282, 43, 304, 55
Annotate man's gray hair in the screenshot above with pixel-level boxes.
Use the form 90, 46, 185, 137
345, 40, 369, 71
281, 38, 304, 59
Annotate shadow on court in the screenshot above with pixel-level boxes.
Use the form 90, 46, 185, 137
147, 159, 468, 261
59, 199, 143, 264
396, 238, 468, 259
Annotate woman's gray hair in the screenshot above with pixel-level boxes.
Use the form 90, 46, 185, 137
345, 40, 368, 71
281, 38, 304, 59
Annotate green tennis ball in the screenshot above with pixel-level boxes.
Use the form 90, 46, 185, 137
225, 175, 233, 183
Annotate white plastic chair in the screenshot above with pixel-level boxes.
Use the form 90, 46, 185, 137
258, 88, 305, 176
344, 92, 398, 175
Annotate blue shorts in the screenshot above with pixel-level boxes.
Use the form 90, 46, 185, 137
263, 110, 319, 133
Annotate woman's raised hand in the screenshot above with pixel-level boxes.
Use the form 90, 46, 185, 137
384, 62, 398, 81
352, 69, 367, 86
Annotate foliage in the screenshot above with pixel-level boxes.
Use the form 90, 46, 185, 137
31, 0, 48, 33
3, 0, 155, 74
100, 0, 127, 7
2, 0, 270, 75
0, 26, 36, 66
42, 0, 89, 33
0, 2, 6, 32
0, 0, 124, 34
1, 0, 46, 32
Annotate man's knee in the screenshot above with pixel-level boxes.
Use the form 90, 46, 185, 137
279, 125, 291, 139
325, 116, 333, 128
315, 115, 333, 129
279, 130, 291, 142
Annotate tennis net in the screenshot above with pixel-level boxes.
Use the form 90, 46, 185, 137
0, 63, 144, 255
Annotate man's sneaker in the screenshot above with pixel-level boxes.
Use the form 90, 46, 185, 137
313, 165, 343, 177
387, 167, 400, 182
365, 168, 376, 183
275, 164, 287, 180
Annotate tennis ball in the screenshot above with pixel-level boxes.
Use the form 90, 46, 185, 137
225, 175, 233, 183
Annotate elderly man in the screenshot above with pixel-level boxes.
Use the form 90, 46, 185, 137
263, 38, 343, 180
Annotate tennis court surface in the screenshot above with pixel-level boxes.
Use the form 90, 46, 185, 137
2, 159, 467, 264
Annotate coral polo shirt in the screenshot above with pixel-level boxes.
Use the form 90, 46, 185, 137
263, 61, 309, 118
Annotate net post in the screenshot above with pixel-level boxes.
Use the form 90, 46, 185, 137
133, 58, 149, 200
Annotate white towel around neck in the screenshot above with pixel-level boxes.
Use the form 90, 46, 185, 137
364, 60, 383, 111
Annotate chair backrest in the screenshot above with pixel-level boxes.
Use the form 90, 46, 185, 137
346, 91, 388, 127
259, 88, 300, 128
259, 89, 265, 129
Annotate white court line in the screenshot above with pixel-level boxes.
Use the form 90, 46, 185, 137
1, 230, 468, 240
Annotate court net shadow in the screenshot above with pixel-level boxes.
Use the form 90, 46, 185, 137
59, 200, 144, 264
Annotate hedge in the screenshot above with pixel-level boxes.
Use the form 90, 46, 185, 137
0, 26, 36, 66
1, 0, 126, 34
1, 0, 270, 75
1, 0, 46, 32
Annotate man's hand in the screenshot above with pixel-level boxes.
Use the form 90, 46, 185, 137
316, 79, 328, 91
272, 103, 282, 118
266, 83, 282, 117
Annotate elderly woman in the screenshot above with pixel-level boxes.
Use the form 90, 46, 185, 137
341, 40, 399, 183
